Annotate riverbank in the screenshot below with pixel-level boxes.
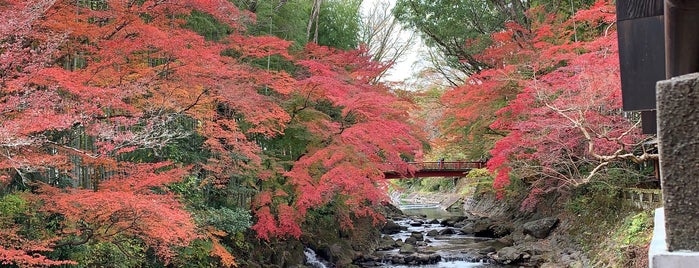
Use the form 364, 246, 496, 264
235, 175, 654, 267
385, 191, 577, 267
392, 175, 653, 268
387, 175, 656, 268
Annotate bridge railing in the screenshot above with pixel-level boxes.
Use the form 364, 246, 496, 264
383, 161, 486, 179
409, 161, 486, 170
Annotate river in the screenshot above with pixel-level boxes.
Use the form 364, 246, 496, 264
379, 204, 509, 268
304, 203, 512, 267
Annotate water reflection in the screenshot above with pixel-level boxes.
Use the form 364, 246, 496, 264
399, 204, 463, 219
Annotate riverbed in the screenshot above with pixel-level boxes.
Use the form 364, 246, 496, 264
363, 203, 510, 268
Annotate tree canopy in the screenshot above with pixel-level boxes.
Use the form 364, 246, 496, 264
0, 0, 423, 266
0, 0, 658, 266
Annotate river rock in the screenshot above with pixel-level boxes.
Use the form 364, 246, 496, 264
497, 236, 514, 246
540, 262, 561, 268
491, 223, 512, 238
461, 218, 494, 237
522, 217, 559, 239
426, 229, 439, 236
381, 220, 403, 234
399, 244, 416, 254
377, 235, 397, 250
428, 219, 440, 224
438, 228, 456, 235
315, 242, 356, 266
440, 216, 467, 227
405, 237, 417, 245
409, 220, 424, 227
410, 231, 424, 241
478, 246, 497, 255
493, 246, 524, 264
413, 253, 441, 264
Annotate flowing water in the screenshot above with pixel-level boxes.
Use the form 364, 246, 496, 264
304, 204, 509, 267
304, 248, 331, 268
370, 204, 509, 268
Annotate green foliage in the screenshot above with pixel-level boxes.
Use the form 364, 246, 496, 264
583, 209, 654, 267
465, 168, 491, 179
234, 0, 361, 50
171, 239, 216, 268
463, 168, 495, 194
564, 181, 625, 217
561, 179, 651, 266
316, 0, 362, 50
197, 207, 252, 235
65, 239, 147, 268
258, 125, 313, 163
418, 178, 456, 192
390, 177, 417, 190
169, 175, 207, 206
393, 0, 507, 73
0, 193, 27, 219
184, 10, 232, 41
246, 54, 299, 73
235, 0, 311, 48
620, 211, 652, 245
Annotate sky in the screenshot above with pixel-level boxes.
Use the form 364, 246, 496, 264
360, 0, 425, 83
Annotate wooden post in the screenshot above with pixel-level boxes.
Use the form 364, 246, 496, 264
664, 0, 699, 79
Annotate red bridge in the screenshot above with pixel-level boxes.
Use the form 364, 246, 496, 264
384, 161, 486, 179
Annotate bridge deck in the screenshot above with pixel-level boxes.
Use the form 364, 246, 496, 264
384, 161, 486, 179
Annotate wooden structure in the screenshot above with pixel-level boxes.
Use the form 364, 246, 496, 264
383, 161, 486, 179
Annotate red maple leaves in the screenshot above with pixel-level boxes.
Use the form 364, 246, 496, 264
441, 0, 653, 206
251, 44, 423, 239
2, 0, 425, 265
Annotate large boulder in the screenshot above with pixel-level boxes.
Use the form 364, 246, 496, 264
522, 217, 559, 239
381, 220, 404, 234
410, 231, 424, 241
491, 223, 512, 238
461, 217, 495, 237
440, 216, 467, 227
409, 220, 424, 227
438, 228, 456, 235
399, 244, 416, 254
426, 229, 439, 237
315, 242, 356, 266
405, 236, 418, 245
493, 246, 524, 265
413, 253, 441, 264
377, 235, 397, 250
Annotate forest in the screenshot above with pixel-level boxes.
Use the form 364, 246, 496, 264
0, 0, 656, 267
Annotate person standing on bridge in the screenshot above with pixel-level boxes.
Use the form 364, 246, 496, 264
439, 158, 444, 169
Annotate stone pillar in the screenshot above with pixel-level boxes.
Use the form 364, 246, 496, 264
656, 72, 699, 251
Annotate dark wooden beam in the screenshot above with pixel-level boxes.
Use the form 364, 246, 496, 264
616, 0, 666, 134
384, 170, 471, 179
664, 0, 699, 78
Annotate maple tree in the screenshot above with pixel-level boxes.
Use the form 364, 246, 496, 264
251, 43, 424, 239
439, 1, 656, 209
1, 0, 427, 265
0, 0, 283, 265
